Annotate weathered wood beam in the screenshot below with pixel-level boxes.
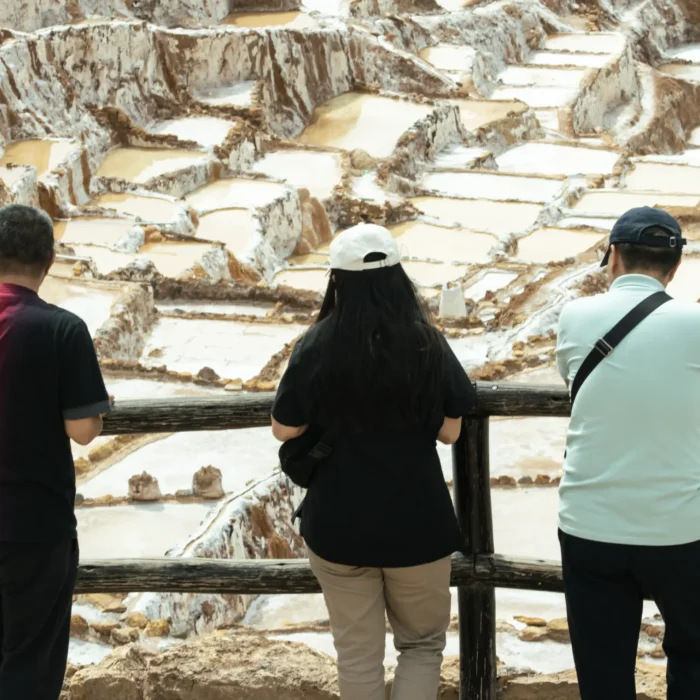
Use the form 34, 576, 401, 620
75, 554, 564, 594
101, 383, 570, 435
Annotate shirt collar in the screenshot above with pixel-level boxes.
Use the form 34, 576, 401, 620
609, 274, 666, 293
0, 283, 38, 299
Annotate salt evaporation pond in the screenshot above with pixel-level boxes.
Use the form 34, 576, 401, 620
77, 503, 214, 559
0, 139, 75, 178
496, 143, 620, 176
149, 116, 237, 148
195, 209, 256, 256
88, 192, 179, 222
185, 178, 287, 212
79, 428, 280, 499
54, 217, 137, 247
41, 277, 119, 337
140, 317, 305, 380
423, 171, 564, 204
624, 162, 700, 195
96, 147, 209, 183
390, 221, 495, 263
517, 227, 605, 263
222, 11, 318, 29
526, 51, 611, 68
296, 93, 433, 158
251, 150, 343, 200
412, 196, 542, 236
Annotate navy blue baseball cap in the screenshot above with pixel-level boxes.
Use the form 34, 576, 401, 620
601, 206, 686, 267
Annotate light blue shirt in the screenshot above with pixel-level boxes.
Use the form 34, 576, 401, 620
556, 273, 700, 546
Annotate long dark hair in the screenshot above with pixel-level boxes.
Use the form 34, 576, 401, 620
309, 256, 444, 432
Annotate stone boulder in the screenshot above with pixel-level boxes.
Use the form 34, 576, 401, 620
69, 644, 154, 700
192, 466, 224, 500
128, 472, 162, 502
68, 632, 340, 700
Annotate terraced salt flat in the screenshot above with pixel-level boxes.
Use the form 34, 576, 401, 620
79, 428, 280, 499
273, 268, 330, 293
96, 147, 209, 183
542, 32, 626, 54
77, 503, 214, 559
54, 218, 138, 247
41, 277, 120, 336
296, 93, 433, 158
572, 191, 700, 216
449, 99, 528, 132
192, 82, 257, 107
419, 45, 475, 72
185, 178, 287, 212
390, 221, 496, 263
251, 150, 343, 200
496, 143, 620, 176
88, 193, 179, 222
464, 271, 519, 300
105, 377, 227, 400
517, 227, 605, 263
70, 241, 216, 278
526, 51, 611, 68
195, 209, 256, 256
140, 317, 306, 381
423, 171, 564, 204
149, 117, 237, 148
156, 300, 275, 318
412, 197, 542, 236
0, 139, 76, 178
221, 11, 318, 29
489, 86, 578, 108
623, 162, 700, 195
498, 66, 586, 88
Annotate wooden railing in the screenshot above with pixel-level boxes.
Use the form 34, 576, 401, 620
81, 382, 572, 700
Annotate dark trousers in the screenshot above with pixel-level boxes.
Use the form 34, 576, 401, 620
559, 530, 700, 700
0, 539, 78, 700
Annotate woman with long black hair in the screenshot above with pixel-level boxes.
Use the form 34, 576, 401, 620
271, 223, 476, 700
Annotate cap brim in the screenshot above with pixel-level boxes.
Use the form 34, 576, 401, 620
600, 246, 611, 267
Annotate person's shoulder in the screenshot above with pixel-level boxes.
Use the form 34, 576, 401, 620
33, 302, 88, 339
666, 297, 700, 322
558, 293, 605, 325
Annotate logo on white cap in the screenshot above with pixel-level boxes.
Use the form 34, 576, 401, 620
329, 223, 401, 272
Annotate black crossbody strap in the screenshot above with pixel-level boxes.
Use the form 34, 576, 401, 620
570, 291, 671, 405
306, 424, 341, 461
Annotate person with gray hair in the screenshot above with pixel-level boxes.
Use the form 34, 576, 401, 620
0, 205, 111, 699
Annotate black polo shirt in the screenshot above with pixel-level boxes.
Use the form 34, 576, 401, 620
0, 283, 110, 542
273, 322, 476, 568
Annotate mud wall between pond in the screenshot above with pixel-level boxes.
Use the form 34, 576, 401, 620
129, 473, 305, 636
94, 284, 158, 361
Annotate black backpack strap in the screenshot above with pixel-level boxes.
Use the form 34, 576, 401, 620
570, 291, 671, 405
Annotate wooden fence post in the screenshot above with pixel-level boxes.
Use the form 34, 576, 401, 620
452, 417, 496, 700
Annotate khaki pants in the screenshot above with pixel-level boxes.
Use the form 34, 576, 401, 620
308, 549, 452, 700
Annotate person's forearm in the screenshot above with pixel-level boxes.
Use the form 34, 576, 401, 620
271, 417, 309, 442
437, 416, 462, 445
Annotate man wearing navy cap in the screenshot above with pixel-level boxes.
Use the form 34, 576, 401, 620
556, 207, 700, 699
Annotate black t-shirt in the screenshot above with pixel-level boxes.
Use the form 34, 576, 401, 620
272, 321, 476, 568
0, 283, 110, 542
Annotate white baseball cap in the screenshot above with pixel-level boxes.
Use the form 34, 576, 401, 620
329, 223, 401, 272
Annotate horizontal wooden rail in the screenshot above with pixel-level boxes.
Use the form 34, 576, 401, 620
101, 382, 570, 435
75, 554, 564, 594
